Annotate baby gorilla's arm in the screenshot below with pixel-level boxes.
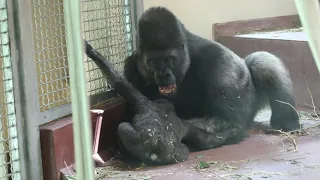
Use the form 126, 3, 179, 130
84, 40, 148, 106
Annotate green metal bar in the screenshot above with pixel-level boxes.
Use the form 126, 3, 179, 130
63, 1, 94, 180
294, 0, 320, 74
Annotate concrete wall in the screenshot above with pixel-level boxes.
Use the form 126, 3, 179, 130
143, 0, 298, 40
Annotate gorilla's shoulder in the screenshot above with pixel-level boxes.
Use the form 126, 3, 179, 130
189, 37, 235, 62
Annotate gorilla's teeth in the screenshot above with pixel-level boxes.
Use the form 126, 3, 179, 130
159, 85, 177, 94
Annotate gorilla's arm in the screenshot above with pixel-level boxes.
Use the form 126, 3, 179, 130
183, 117, 248, 149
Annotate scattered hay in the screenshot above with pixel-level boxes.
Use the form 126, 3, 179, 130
90, 158, 152, 180
208, 158, 260, 172
299, 110, 320, 121
302, 74, 320, 119
228, 157, 261, 164
196, 161, 210, 169
272, 152, 320, 169
272, 152, 310, 161
222, 171, 299, 180
265, 121, 320, 152
94, 166, 151, 180
193, 158, 299, 180
268, 114, 320, 152
269, 79, 320, 151
136, 163, 147, 170
267, 128, 299, 152
194, 158, 260, 175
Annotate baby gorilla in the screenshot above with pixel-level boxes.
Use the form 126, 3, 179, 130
85, 41, 188, 164
84, 40, 238, 165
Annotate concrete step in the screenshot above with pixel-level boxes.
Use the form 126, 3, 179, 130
213, 15, 320, 110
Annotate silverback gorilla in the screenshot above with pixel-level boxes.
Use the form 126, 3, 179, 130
123, 7, 301, 146
85, 41, 239, 164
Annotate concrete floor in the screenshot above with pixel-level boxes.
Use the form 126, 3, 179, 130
97, 109, 320, 180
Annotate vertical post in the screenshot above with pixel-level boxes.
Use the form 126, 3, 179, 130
9, 0, 43, 179
131, 0, 144, 49
294, 0, 320, 74
63, 1, 94, 180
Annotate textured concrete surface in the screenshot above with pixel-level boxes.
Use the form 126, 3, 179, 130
234, 28, 305, 41
99, 109, 320, 180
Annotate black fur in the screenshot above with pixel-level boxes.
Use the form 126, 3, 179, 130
123, 7, 301, 148
84, 41, 238, 165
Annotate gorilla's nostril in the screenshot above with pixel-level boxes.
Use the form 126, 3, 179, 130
162, 70, 171, 77
157, 71, 169, 78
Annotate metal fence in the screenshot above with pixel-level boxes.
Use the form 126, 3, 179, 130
30, 0, 135, 112
31, 0, 71, 112
24, 0, 139, 123
6, 0, 143, 179
0, 1, 21, 179
82, 0, 134, 96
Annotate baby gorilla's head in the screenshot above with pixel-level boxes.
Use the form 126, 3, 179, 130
117, 122, 189, 165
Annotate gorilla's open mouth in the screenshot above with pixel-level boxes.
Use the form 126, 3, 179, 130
158, 84, 177, 96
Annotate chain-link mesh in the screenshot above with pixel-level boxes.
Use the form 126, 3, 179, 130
82, 0, 134, 95
31, 0, 70, 112
30, 0, 134, 112
0, 1, 21, 179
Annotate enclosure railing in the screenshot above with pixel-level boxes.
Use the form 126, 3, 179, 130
63, 0, 94, 179
294, 0, 320, 74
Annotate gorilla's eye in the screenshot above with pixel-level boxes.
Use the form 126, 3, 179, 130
180, 42, 185, 49
167, 56, 175, 64
147, 58, 155, 66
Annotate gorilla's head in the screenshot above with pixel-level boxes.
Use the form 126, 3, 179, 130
136, 7, 190, 97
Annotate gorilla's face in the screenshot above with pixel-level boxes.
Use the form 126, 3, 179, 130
138, 42, 190, 97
